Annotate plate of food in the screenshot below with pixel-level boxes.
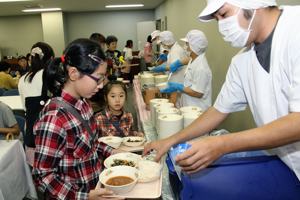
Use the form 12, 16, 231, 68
122, 136, 146, 147
104, 152, 142, 168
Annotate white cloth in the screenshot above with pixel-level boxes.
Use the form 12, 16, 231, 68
214, 6, 300, 180
180, 54, 212, 111
18, 69, 44, 110
167, 42, 188, 84
0, 140, 37, 200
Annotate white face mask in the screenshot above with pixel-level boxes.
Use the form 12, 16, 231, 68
218, 9, 256, 48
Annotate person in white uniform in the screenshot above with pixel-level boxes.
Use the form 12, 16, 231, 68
160, 30, 212, 111
144, 0, 300, 182
151, 31, 188, 84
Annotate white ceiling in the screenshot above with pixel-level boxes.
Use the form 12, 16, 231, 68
0, 0, 165, 17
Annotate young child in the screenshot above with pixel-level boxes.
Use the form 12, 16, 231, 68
105, 35, 121, 78
32, 38, 122, 200
95, 81, 144, 137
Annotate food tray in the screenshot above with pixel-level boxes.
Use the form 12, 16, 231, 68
96, 171, 162, 199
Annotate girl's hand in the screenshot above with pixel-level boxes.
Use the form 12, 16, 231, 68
88, 188, 124, 200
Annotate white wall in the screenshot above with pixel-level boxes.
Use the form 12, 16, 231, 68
0, 15, 43, 57
64, 10, 154, 51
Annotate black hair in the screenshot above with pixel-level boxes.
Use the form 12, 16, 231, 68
46, 38, 106, 97
103, 80, 127, 103
25, 42, 54, 83
17, 55, 26, 61
106, 35, 118, 45
90, 33, 106, 44
0, 61, 11, 72
125, 40, 133, 48
147, 35, 152, 43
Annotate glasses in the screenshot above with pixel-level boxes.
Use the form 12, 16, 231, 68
83, 73, 106, 85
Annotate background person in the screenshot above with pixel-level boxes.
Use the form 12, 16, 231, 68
95, 81, 143, 137
0, 101, 20, 140
160, 30, 212, 111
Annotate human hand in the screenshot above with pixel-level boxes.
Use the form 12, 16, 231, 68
88, 188, 124, 200
176, 136, 225, 174
143, 138, 173, 162
151, 63, 167, 72
169, 59, 183, 73
160, 82, 184, 93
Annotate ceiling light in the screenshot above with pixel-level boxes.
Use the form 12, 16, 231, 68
105, 4, 144, 8
22, 8, 62, 12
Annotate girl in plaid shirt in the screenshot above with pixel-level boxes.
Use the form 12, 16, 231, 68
95, 81, 144, 137
32, 39, 122, 200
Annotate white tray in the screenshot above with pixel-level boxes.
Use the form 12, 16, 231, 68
96, 172, 162, 199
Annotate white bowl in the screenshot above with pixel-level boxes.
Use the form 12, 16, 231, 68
117, 77, 124, 81
99, 166, 138, 194
104, 152, 141, 168
122, 136, 146, 147
98, 136, 123, 149
138, 160, 162, 183
179, 106, 202, 114
156, 82, 168, 90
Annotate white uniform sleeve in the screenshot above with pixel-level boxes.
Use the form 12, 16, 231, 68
190, 62, 211, 98
214, 61, 248, 113
288, 31, 300, 112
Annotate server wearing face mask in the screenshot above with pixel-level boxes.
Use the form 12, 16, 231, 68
144, 0, 300, 184
160, 30, 212, 111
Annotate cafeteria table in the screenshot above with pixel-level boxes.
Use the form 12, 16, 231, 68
0, 140, 37, 200
0, 95, 24, 110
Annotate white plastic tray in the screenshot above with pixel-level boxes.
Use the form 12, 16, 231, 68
96, 172, 162, 199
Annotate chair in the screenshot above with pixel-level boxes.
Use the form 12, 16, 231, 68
3, 89, 19, 96
14, 114, 26, 147
0, 88, 5, 96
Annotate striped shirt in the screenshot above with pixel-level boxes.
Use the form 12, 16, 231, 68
33, 91, 112, 200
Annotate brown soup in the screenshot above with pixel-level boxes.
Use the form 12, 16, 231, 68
106, 176, 134, 186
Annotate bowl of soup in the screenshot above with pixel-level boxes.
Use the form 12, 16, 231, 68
99, 166, 138, 194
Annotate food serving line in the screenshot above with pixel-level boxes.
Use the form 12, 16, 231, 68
131, 78, 175, 200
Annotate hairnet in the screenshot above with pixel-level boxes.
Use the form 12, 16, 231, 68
158, 31, 176, 46
180, 30, 208, 55
198, 0, 277, 21
151, 30, 160, 41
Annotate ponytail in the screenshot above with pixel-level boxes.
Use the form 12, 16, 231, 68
45, 57, 67, 97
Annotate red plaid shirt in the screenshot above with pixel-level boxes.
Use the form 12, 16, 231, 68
95, 108, 142, 137
33, 91, 112, 200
